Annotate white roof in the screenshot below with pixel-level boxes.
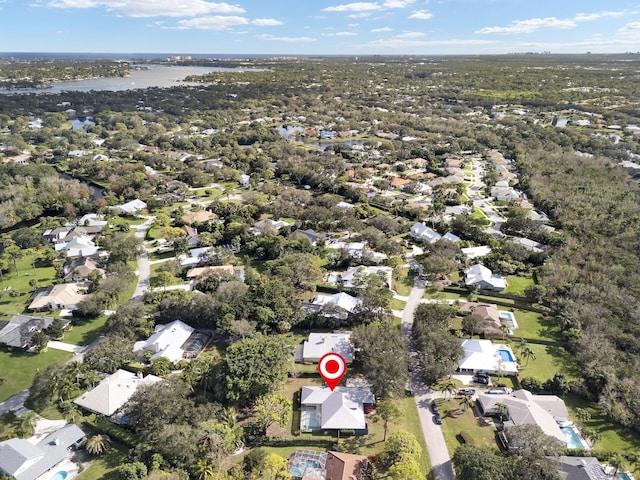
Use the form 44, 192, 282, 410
74, 369, 162, 416
113, 199, 147, 214
178, 246, 213, 267
312, 292, 361, 314
409, 222, 442, 243
458, 339, 518, 374
341, 266, 392, 289
300, 386, 374, 430
302, 332, 354, 363
464, 264, 507, 290
461, 245, 492, 259
133, 319, 194, 363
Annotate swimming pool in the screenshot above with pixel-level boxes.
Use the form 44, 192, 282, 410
290, 459, 322, 477
560, 426, 586, 449
50, 471, 68, 480
619, 473, 633, 480
497, 349, 515, 362
301, 410, 320, 431
185, 338, 204, 352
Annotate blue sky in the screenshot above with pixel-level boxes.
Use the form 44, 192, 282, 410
1, 0, 640, 55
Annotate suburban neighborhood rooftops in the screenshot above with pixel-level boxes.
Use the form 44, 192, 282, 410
302, 332, 354, 363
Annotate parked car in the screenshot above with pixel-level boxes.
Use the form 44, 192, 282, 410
434, 413, 443, 425
431, 402, 439, 414
458, 388, 476, 396
474, 371, 490, 378
473, 377, 489, 385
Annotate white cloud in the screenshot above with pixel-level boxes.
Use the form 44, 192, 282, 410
366, 38, 494, 48
323, 2, 383, 12
573, 10, 625, 22
476, 17, 577, 34
176, 15, 248, 30
256, 34, 317, 43
348, 23, 359, 27
395, 31, 424, 38
43, 0, 245, 17
383, 0, 416, 7
252, 18, 283, 26
323, 31, 358, 36
409, 9, 432, 19
371, 26, 392, 32
620, 21, 640, 32
348, 12, 372, 18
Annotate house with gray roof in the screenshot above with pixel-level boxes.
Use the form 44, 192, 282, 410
558, 456, 608, 480
0, 423, 84, 480
0, 315, 57, 349
302, 332, 354, 364
300, 386, 374, 433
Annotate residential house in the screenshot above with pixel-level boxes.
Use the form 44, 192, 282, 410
0, 315, 57, 349
300, 386, 375, 433
42, 226, 74, 244
290, 228, 325, 246
477, 389, 569, 445
461, 245, 492, 260
302, 332, 354, 363
458, 339, 518, 375
409, 222, 442, 244
252, 218, 291, 235
309, 292, 361, 319
442, 232, 461, 243
181, 209, 216, 225
0, 423, 84, 480
178, 246, 214, 267
460, 302, 505, 337
464, 264, 507, 291
341, 266, 392, 289
62, 257, 104, 282
390, 177, 412, 189
74, 369, 162, 417
133, 319, 195, 363
77, 213, 108, 227
186, 265, 237, 288
325, 451, 369, 480
491, 181, 521, 202
182, 225, 200, 246
54, 235, 99, 258
320, 131, 335, 139
509, 237, 544, 253
557, 457, 608, 480
110, 199, 147, 216
28, 282, 90, 312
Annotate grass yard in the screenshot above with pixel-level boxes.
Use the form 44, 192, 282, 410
393, 267, 413, 297
0, 254, 58, 315
390, 298, 406, 311
503, 275, 534, 297
564, 394, 640, 460
514, 343, 580, 382
423, 287, 467, 301
0, 347, 72, 402
510, 310, 561, 343
436, 397, 497, 452
76, 441, 129, 480
63, 315, 108, 346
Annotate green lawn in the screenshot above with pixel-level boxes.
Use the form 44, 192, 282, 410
393, 267, 413, 297
63, 315, 108, 346
564, 394, 640, 460
503, 275, 534, 297
0, 254, 58, 315
436, 397, 497, 452
390, 298, 406, 311
511, 310, 561, 343
0, 347, 72, 402
76, 441, 129, 480
514, 343, 580, 382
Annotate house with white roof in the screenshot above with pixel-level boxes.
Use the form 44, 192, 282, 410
341, 266, 392, 289
252, 218, 292, 235
133, 319, 194, 363
28, 282, 90, 312
409, 222, 442, 243
54, 235, 99, 258
442, 232, 461, 243
309, 292, 361, 319
510, 237, 544, 253
300, 386, 375, 432
491, 181, 521, 202
302, 332, 354, 363
74, 369, 162, 417
178, 246, 214, 267
464, 264, 507, 291
458, 339, 518, 375
77, 213, 108, 227
477, 389, 568, 445
461, 245, 492, 260
0, 423, 84, 480
110, 199, 147, 216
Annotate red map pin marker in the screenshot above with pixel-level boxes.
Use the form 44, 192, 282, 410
318, 352, 347, 391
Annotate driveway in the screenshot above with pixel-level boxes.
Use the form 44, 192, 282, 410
0, 389, 30, 415
401, 276, 456, 480
131, 216, 155, 302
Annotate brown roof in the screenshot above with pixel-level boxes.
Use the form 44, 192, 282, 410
390, 177, 412, 187
182, 225, 200, 239
186, 265, 235, 278
460, 302, 502, 334
181, 210, 216, 225
325, 451, 368, 480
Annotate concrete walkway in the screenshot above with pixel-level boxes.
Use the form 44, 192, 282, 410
47, 340, 85, 353
401, 276, 456, 480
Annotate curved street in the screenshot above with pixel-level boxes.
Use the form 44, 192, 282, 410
401, 275, 456, 480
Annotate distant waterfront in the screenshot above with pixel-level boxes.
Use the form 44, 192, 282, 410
0, 64, 252, 94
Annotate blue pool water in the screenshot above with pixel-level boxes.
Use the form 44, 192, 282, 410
499, 312, 514, 321
186, 338, 204, 352
50, 471, 68, 480
619, 473, 633, 480
498, 349, 515, 362
290, 459, 322, 477
560, 426, 585, 449
302, 414, 320, 430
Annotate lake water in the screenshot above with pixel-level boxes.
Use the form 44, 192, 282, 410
275, 125, 370, 149
0, 64, 253, 94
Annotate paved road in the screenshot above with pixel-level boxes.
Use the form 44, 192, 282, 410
0, 389, 30, 415
401, 276, 456, 480
131, 216, 154, 302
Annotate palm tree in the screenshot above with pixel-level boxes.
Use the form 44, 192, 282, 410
85, 434, 111, 455
19, 411, 39, 437
519, 344, 536, 367
194, 459, 216, 480
459, 395, 475, 412
500, 322, 510, 341
610, 453, 626, 477
439, 380, 457, 401
494, 402, 509, 422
